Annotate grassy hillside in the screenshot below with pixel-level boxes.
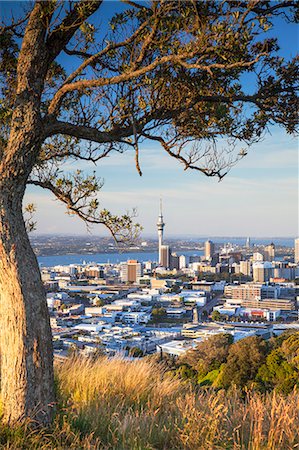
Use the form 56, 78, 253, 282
1, 357, 298, 449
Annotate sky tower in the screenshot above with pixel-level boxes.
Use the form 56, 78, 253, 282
157, 199, 165, 265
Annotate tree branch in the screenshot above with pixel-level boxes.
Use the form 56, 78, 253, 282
47, 46, 273, 116
62, 18, 151, 85
46, 1, 102, 63
27, 176, 141, 243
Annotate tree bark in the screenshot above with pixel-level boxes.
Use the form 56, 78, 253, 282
0, 187, 55, 426
0, 2, 56, 423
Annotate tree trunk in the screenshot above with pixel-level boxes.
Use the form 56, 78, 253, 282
0, 189, 55, 426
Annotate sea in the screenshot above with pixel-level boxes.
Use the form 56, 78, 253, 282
38, 250, 203, 267
37, 237, 295, 267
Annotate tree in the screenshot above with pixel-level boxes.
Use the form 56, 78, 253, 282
182, 333, 233, 377
151, 307, 166, 320
128, 346, 144, 357
257, 347, 298, 394
211, 310, 222, 322
94, 297, 104, 307
221, 336, 268, 389
257, 332, 299, 394
0, 0, 298, 426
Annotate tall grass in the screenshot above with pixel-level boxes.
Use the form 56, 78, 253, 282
0, 357, 298, 449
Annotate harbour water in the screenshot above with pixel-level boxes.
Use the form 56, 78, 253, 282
38, 250, 203, 267
37, 237, 294, 267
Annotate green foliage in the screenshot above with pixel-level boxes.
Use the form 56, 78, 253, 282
257, 348, 298, 394
281, 333, 299, 368
94, 298, 104, 307
220, 336, 268, 389
257, 333, 299, 394
158, 331, 299, 395
211, 310, 222, 322
23, 203, 36, 233
198, 368, 222, 387
128, 346, 144, 357
270, 329, 299, 348
182, 333, 234, 377
175, 364, 197, 381
151, 307, 166, 317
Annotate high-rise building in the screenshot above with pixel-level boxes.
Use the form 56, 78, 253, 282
120, 260, 143, 283
246, 237, 251, 249
295, 238, 299, 264
157, 199, 165, 265
240, 260, 251, 276
252, 262, 273, 283
179, 255, 187, 269
204, 240, 215, 260
170, 253, 180, 270
160, 245, 171, 269
264, 243, 275, 261
252, 252, 264, 262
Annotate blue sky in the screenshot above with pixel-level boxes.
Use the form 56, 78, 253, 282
2, 1, 298, 237
26, 127, 298, 237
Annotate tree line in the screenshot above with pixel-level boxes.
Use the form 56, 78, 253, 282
156, 330, 299, 395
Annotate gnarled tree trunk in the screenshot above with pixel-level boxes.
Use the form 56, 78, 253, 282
0, 185, 55, 425
0, 1, 57, 426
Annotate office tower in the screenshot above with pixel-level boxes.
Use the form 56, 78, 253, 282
179, 255, 187, 269
252, 262, 273, 283
211, 253, 219, 265
120, 260, 143, 283
264, 243, 275, 261
295, 238, 299, 264
170, 253, 180, 270
246, 237, 251, 248
145, 261, 155, 272
240, 260, 251, 276
157, 199, 165, 265
252, 251, 264, 262
160, 245, 171, 269
204, 240, 215, 260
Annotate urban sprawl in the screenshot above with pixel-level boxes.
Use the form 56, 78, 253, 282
42, 206, 299, 360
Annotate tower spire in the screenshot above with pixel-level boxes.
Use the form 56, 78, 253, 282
157, 198, 165, 265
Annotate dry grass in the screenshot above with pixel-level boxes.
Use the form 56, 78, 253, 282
0, 356, 298, 449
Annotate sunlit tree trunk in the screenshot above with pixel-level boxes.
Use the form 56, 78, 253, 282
0, 35, 55, 421
0, 178, 55, 425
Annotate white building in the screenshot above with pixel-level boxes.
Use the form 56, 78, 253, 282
253, 262, 273, 282
252, 252, 264, 262
122, 312, 151, 324
295, 238, 299, 264
74, 323, 104, 333
179, 255, 187, 269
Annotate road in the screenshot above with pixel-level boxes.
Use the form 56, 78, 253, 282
198, 293, 223, 316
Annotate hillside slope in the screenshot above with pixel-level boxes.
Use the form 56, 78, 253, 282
1, 356, 298, 449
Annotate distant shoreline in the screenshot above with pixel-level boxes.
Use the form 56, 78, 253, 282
37, 249, 206, 266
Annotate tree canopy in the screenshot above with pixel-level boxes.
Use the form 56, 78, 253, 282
182, 332, 233, 377
1, 0, 298, 238
163, 331, 299, 393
